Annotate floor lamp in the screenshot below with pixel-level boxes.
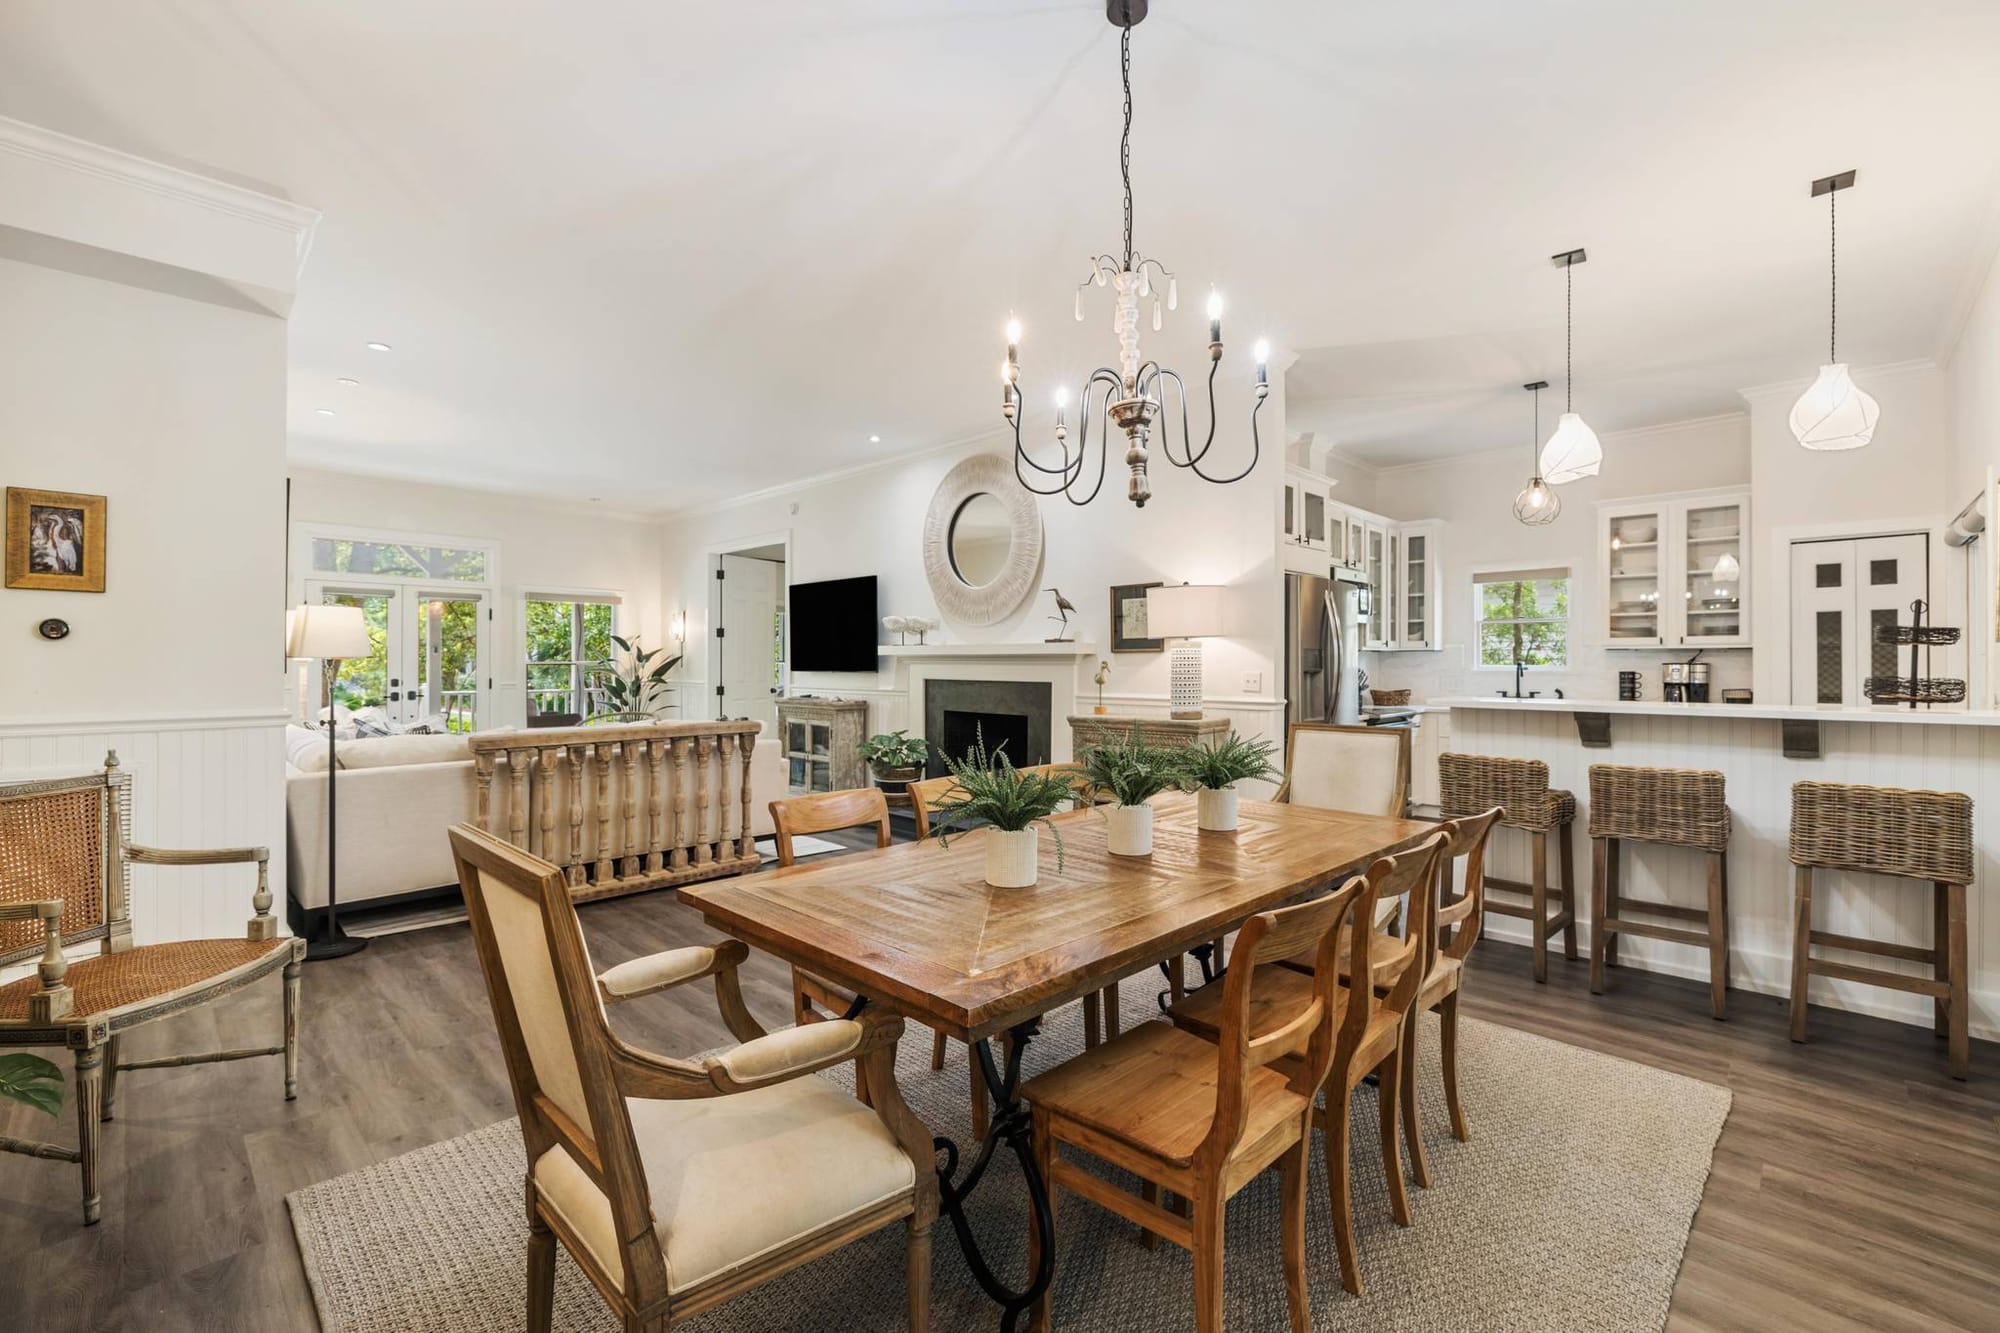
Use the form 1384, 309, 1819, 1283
287, 604, 372, 961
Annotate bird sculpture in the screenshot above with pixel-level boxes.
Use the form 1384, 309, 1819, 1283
1045, 587, 1077, 642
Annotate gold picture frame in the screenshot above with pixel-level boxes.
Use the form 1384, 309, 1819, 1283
6, 487, 107, 593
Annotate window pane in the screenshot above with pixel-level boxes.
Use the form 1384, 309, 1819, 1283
311, 537, 485, 581
580, 602, 615, 662
525, 600, 576, 663
1474, 575, 1569, 668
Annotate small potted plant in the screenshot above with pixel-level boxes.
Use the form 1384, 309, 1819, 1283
1178, 732, 1281, 832
858, 729, 929, 794
929, 730, 1074, 888
1077, 729, 1180, 857
588, 635, 682, 724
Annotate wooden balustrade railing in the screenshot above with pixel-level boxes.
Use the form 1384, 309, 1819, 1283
467, 719, 763, 903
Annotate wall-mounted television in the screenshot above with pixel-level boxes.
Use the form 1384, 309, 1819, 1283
788, 575, 879, 672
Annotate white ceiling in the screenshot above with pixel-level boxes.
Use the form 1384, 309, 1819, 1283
2, 1, 1998, 499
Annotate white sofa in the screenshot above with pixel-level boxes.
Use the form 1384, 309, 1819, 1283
285, 725, 788, 914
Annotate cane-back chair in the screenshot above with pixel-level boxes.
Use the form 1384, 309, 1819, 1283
0, 751, 303, 1224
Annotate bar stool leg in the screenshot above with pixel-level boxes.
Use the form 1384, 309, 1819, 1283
1706, 851, 1728, 1021
1789, 866, 1813, 1044
1530, 831, 1550, 984
1558, 826, 1578, 961
1932, 883, 1949, 1039
1589, 835, 1609, 995
1946, 882, 1969, 1080
1604, 835, 1622, 968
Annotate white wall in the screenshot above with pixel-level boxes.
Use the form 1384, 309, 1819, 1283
1742, 361, 1959, 701
0, 256, 290, 946
1358, 414, 1755, 702
1947, 241, 2000, 503
658, 352, 1288, 745
285, 467, 665, 730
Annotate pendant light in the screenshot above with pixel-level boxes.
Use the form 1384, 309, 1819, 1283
1539, 248, 1602, 484
1790, 170, 1879, 450
1514, 380, 1560, 525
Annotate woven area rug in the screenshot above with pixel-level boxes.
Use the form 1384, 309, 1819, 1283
288, 994, 1729, 1331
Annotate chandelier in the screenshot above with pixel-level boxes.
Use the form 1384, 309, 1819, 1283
1000, 0, 1268, 508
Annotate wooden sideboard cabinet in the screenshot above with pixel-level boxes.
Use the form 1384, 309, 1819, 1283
1068, 713, 1231, 752
775, 697, 869, 793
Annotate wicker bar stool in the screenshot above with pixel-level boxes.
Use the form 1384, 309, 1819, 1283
1587, 765, 1732, 1019
1789, 781, 1975, 1079
1438, 753, 1577, 982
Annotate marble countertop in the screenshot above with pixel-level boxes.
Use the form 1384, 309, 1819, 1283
1429, 695, 2000, 728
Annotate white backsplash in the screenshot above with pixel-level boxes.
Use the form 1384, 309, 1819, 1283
1362, 642, 1754, 705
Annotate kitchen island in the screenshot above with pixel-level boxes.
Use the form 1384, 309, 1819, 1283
1431, 696, 1996, 1045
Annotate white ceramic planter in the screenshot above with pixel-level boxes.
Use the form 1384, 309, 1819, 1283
1197, 785, 1241, 832
1105, 802, 1155, 857
985, 827, 1040, 888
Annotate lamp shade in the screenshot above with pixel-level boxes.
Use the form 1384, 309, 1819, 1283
1789, 363, 1878, 451
1538, 412, 1602, 484
1146, 583, 1225, 640
286, 604, 371, 660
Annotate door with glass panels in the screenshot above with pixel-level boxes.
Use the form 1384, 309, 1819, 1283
306, 582, 489, 731
306, 585, 398, 724
1788, 534, 1926, 704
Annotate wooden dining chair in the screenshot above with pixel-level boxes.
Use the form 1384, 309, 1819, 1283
1273, 722, 1411, 818
1168, 834, 1447, 1296
1397, 806, 1502, 1191
1021, 882, 1370, 1333
450, 823, 936, 1331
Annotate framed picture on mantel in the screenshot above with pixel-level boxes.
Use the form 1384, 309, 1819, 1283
6, 487, 107, 593
1109, 581, 1163, 652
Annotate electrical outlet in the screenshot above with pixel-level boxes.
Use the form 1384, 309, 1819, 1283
1241, 672, 1262, 693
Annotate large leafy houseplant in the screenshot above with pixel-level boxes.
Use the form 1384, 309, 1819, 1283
0, 1053, 64, 1118
1076, 730, 1181, 857
590, 635, 682, 723
929, 729, 1074, 887
1177, 731, 1281, 831
858, 730, 929, 781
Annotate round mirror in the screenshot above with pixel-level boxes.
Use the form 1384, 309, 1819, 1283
948, 492, 1013, 587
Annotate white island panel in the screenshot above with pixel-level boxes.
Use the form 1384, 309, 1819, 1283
1442, 701, 1997, 1044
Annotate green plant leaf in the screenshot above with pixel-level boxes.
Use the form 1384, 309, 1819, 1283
0, 1053, 64, 1117
1075, 728, 1183, 806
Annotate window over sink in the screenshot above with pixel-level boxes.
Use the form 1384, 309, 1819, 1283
1474, 568, 1570, 669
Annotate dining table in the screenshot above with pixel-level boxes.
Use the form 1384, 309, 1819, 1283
679, 791, 1437, 1332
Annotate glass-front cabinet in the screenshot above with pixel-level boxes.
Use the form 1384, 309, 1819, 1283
1364, 524, 1388, 648
1395, 522, 1438, 649
1595, 489, 1750, 648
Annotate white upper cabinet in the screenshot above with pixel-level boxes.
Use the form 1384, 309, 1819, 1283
1280, 467, 1336, 573
1596, 488, 1750, 649
1280, 472, 1441, 649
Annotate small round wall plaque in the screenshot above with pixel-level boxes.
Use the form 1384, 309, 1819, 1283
37, 618, 70, 641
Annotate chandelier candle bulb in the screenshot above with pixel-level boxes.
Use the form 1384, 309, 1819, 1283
1254, 339, 1270, 386
1167, 275, 1177, 310
1206, 288, 1223, 343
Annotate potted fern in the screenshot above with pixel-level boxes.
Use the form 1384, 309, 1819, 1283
929, 730, 1075, 888
1076, 729, 1181, 857
1178, 731, 1282, 832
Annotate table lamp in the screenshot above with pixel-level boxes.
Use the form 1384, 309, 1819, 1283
1145, 583, 1225, 720
287, 604, 372, 960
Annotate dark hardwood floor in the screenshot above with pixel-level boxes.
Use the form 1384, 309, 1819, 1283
1, 868, 1993, 1332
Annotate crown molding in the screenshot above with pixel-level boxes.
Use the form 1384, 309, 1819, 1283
0, 115, 319, 314
1736, 357, 1940, 403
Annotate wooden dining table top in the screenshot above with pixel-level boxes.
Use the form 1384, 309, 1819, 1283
679, 793, 1437, 1043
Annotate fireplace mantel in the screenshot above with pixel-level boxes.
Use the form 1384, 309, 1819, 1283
879, 643, 1099, 659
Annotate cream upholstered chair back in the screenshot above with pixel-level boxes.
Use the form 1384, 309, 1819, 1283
1279, 723, 1411, 817
450, 823, 665, 1296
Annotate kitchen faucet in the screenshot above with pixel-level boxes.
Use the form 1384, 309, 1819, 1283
1497, 657, 1541, 700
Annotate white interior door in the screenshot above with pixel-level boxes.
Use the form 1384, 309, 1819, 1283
1789, 534, 1926, 704
718, 554, 783, 729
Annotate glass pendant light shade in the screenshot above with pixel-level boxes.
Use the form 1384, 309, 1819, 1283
1789, 363, 1878, 451
1539, 412, 1602, 484
1513, 476, 1561, 525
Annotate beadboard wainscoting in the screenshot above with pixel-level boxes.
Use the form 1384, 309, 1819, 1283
1448, 705, 1998, 1041
0, 711, 290, 952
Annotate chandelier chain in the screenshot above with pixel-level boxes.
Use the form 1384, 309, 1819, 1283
1120, 26, 1134, 271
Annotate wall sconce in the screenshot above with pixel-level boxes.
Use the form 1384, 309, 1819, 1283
669, 609, 687, 644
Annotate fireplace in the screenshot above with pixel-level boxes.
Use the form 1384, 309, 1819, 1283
923, 679, 1053, 776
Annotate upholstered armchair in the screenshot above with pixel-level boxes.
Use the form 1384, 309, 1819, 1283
0, 752, 305, 1224
447, 823, 937, 1331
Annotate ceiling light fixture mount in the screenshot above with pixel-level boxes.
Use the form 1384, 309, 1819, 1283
365, 341, 392, 352
1514, 381, 1560, 525
1538, 248, 1601, 485
1790, 169, 1878, 451
998, 0, 1267, 508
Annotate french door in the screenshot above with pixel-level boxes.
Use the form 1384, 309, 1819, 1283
1788, 534, 1926, 705
306, 580, 490, 731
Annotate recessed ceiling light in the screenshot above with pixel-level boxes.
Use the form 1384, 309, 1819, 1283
315, 407, 336, 417
365, 341, 392, 352
869, 434, 881, 443
335, 377, 359, 387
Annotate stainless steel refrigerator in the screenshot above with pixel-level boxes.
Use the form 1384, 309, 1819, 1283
1284, 567, 1369, 733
